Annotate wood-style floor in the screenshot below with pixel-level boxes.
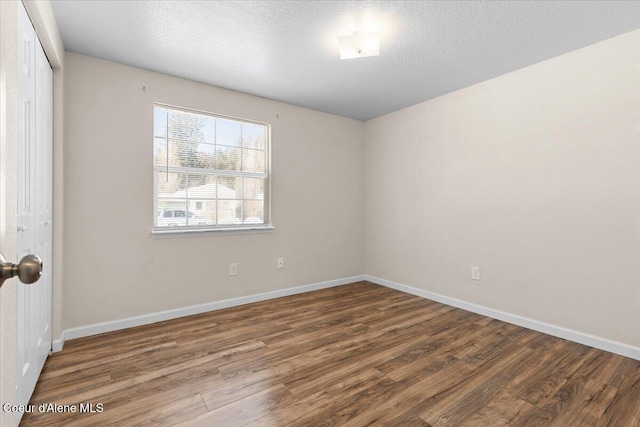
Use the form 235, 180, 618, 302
21, 281, 640, 426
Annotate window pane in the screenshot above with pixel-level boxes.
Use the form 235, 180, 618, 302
200, 115, 216, 144
170, 140, 218, 169
215, 146, 241, 171
168, 109, 205, 143
186, 200, 216, 226
217, 176, 242, 199
156, 199, 187, 227
243, 178, 264, 200
196, 143, 216, 170
218, 200, 242, 225
157, 172, 187, 198
242, 123, 266, 150
153, 107, 168, 139
243, 200, 264, 224
154, 139, 168, 166
242, 148, 266, 173
216, 118, 242, 147
186, 174, 216, 199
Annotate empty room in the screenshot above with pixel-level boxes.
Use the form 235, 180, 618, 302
1, 0, 639, 426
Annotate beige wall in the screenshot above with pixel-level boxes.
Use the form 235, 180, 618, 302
62, 53, 364, 331
365, 29, 640, 347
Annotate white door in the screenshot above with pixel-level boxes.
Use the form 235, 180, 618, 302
16, 3, 53, 413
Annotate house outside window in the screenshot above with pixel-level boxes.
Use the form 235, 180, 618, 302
153, 104, 271, 232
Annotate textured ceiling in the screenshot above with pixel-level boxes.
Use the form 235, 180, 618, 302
51, 1, 640, 121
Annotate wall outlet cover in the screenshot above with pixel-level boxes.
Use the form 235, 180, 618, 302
471, 266, 481, 281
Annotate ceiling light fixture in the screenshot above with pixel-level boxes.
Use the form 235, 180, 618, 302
337, 31, 381, 60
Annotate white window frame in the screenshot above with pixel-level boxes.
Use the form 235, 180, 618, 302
152, 103, 272, 235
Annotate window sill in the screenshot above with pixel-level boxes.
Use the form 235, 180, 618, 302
151, 225, 274, 238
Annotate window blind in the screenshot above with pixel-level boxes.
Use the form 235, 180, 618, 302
153, 104, 270, 230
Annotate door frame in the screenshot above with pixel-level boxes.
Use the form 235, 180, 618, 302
0, 2, 64, 426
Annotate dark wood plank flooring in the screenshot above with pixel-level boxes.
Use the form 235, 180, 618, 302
20, 281, 640, 426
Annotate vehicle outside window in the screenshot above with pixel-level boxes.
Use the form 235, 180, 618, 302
157, 209, 207, 227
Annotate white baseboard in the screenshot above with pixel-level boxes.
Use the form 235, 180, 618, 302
52, 275, 365, 352
53, 274, 640, 361
366, 275, 640, 361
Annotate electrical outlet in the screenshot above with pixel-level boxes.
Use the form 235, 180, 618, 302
277, 257, 284, 269
471, 266, 481, 281
229, 263, 238, 276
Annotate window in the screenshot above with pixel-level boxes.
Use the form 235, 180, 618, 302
153, 104, 270, 232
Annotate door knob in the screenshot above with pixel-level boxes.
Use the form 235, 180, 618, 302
0, 253, 42, 288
